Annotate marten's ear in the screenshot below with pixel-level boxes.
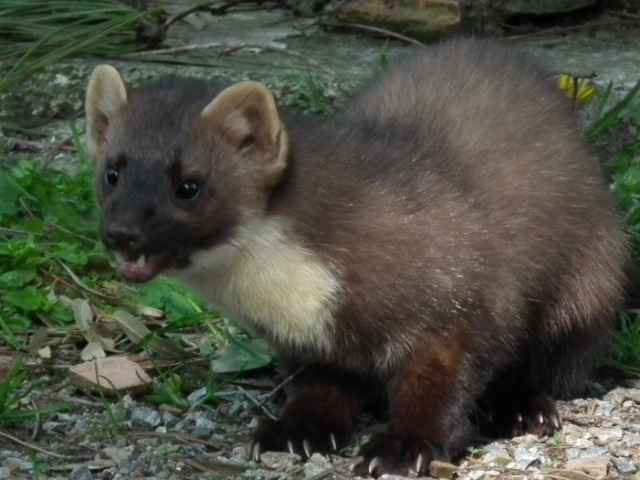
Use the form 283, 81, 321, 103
85, 65, 128, 159
200, 81, 289, 185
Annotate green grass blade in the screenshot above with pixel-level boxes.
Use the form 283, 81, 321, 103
588, 79, 640, 139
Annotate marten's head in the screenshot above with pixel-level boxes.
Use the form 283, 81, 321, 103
85, 66, 289, 282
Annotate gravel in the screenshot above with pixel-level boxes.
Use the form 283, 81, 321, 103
1, 376, 640, 480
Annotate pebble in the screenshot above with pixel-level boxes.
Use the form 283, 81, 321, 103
566, 446, 609, 460
509, 447, 544, 470
68, 466, 93, 480
482, 443, 512, 465
192, 416, 219, 438
595, 427, 624, 444
303, 453, 332, 477
259, 451, 301, 469
621, 433, 640, 448
612, 456, 639, 476
187, 386, 209, 406
130, 407, 163, 428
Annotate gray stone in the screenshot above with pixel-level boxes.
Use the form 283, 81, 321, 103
69, 466, 94, 480
612, 457, 638, 476
130, 407, 163, 428
482, 443, 512, 465
303, 453, 333, 477
192, 416, 219, 438
187, 386, 209, 406
621, 433, 640, 448
509, 447, 544, 470
594, 400, 618, 417
161, 411, 179, 428
258, 451, 301, 469
596, 427, 624, 444
566, 447, 610, 460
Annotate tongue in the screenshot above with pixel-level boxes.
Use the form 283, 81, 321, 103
117, 254, 164, 283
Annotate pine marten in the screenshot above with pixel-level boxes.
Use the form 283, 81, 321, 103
85, 39, 628, 476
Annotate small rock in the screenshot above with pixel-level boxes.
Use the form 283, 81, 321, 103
593, 400, 617, 417
303, 453, 332, 477
467, 471, 500, 480
482, 443, 512, 466
565, 456, 609, 479
513, 434, 538, 447
573, 437, 595, 449
1, 457, 30, 472
0, 468, 11, 480
604, 387, 640, 404
192, 417, 218, 438
566, 446, 609, 460
612, 457, 638, 476
130, 407, 162, 429
258, 451, 301, 469
621, 433, 640, 448
595, 427, 624, 444
509, 447, 543, 470
429, 460, 457, 479
68, 466, 94, 480
187, 386, 209, 406
161, 409, 180, 427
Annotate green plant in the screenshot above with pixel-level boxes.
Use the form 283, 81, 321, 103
607, 311, 640, 377
0, 154, 101, 346
590, 78, 640, 377
0, 360, 73, 425
283, 70, 332, 114
0, 0, 165, 92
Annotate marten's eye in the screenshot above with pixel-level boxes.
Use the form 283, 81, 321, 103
105, 167, 119, 186
176, 180, 200, 200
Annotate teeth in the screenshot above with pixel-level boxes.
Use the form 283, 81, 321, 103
115, 252, 126, 264
135, 254, 147, 268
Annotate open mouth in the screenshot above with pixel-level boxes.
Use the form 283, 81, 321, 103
115, 252, 168, 283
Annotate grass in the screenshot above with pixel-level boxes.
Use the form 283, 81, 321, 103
0, 0, 165, 92
0, 127, 268, 425
0, 359, 73, 425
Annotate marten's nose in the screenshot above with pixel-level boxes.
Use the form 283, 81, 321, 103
105, 223, 142, 250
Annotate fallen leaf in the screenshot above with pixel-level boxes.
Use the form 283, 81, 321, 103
69, 356, 152, 394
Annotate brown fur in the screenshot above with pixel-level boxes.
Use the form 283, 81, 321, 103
86, 39, 628, 476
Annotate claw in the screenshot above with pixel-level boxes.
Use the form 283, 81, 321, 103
537, 413, 544, 424
330, 433, 337, 451
414, 453, 424, 474
368, 456, 382, 475
516, 413, 523, 424
303, 439, 312, 458
252, 442, 262, 462
287, 440, 296, 455
552, 415, 561, 430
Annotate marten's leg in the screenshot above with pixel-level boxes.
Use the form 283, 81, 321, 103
250, 366, 369, 459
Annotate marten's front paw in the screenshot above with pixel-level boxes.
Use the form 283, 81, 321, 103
512, 393, 561, 437
250, 418, 343, 461
353, 433, 446, 477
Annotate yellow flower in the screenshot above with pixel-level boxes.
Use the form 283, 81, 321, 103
558, 74, 596, 105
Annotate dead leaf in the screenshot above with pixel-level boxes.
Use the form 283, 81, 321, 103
37, 346, 52, 359
81, 341, 106, 361
72, 298, 94, 330
69, 356, 152, 394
